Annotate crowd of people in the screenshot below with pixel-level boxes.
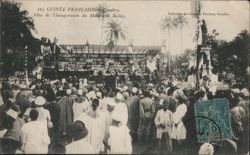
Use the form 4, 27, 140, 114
0, 74, 249, 154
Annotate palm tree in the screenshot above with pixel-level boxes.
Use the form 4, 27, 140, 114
1, 1, 37, 76
173, 15, 188, 53
160, 16, 174, 71
105, 20, 127, 46
96, 3, 109, 46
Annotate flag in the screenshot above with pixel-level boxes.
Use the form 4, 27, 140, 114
146, 58, 157, 73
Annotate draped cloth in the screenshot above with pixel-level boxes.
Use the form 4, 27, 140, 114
58, 96, 74, 135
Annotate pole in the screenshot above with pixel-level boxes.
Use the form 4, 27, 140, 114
25, 46, 29, 90
196, 46, 200, 90
53, 38, 57, 79
86, 40, 89, 59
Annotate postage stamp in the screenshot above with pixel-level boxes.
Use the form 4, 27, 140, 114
194, 98, 232, 143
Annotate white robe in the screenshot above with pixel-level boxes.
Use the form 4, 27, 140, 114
154, 109, 173, 139
108, 125, 132, 154
171, 104, 187, 140
21, 121, 50, 154
66, 138, 95, 154
113, 102, 128, 126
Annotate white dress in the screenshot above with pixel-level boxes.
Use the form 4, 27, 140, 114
86, 112, 103, 154
108, 125, 132, 154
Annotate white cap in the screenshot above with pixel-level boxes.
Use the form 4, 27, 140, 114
132, 87, 138, 93
35, 96, 46, 106
77, 89, 83, 96
19, 84, 26, 89
123, 85, 129, 91
66, 89, 72, 95
232, 88, 241, 94
37, 74, 42, 80
198, 143, 214, 155
61, 78, 66, 83
96, 92, 102, 98
107, 98, 116, 107
138, 90, 142, 95
116, 92, 124, 101
241, 88, 249, 97
86, 91, 96, 100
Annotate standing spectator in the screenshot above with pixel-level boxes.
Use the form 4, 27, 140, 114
0, 90, 20, 129
21, 109, 50, 154
58, 89, 74, 144
126, 87, 140, 143
137, 91, 154, 145
154, 99, 173, 154
172, 94, 188, 153
0, 107, 24, 154
87, 98, 103, 154
103, 108, 132, 154
23, 96, 52, 129
72, 89, 88, 119
114, 92, 128, 126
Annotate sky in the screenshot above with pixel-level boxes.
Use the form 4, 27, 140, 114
20, 0, 249, 55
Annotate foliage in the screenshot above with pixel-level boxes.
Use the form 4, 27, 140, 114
105, 20, 127, 47
1, 1, 39, 76
207, 29, 249, 87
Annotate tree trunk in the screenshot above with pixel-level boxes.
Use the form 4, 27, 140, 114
180, 25, 183, 53
168, 28, 171, 72
99, 19, 104, 56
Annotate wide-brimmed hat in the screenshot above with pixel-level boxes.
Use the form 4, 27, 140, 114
6, 108, 19, 120
66, 121, 88, 140
34, 96, 46, 106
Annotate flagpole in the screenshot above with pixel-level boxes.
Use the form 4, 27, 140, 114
25, 46, 29, 90
192, 0, 201, 91
53, 37, 57, 79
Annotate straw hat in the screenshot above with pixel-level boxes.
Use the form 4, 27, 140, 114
34, 96, 46, 106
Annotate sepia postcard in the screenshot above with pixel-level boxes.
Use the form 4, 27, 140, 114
0, 0, 249, 154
